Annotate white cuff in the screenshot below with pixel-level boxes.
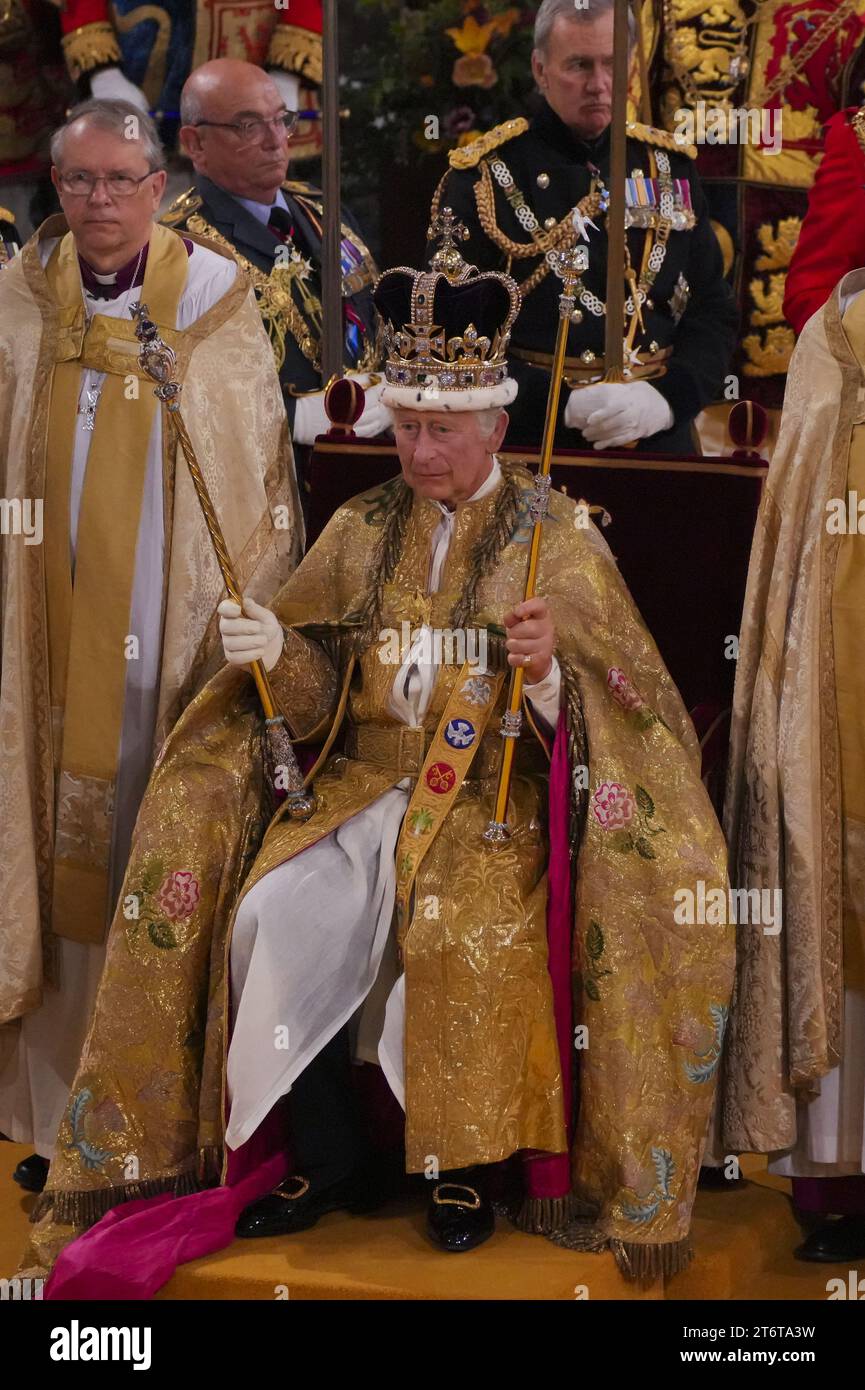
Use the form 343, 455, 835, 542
524, 655, 562, 733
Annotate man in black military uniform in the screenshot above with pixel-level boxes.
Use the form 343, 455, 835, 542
165, 58, 387, 490
430, 0, 737, 454
0, 208, 21, 269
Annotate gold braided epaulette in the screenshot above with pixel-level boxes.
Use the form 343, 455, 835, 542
626, 121, 697, 160
161, 187, 203, 228
448, 118, 529, 169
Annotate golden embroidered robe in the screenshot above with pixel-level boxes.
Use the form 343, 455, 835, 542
20, 466, 732, 1280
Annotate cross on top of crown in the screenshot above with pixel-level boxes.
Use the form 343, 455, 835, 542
428, 206, 473, 281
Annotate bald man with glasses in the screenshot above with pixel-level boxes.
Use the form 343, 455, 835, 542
167, 58, 387, 489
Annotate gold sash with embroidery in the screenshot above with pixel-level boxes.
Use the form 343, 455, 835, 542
394, 661, 505, 938
43, 224, 189, 944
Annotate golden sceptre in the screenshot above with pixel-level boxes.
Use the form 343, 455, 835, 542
483, 242, 587, 845
132, 303, 315, 821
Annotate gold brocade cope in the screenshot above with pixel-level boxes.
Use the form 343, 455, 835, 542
20, 467, 733, 1285
830, 290, 865, 993
43, 226, 189, 944
394, 661, 505, 938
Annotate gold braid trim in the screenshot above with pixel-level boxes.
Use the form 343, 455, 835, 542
61, 21, 121, 81
352, 463, 524, 655
473, 160, 600, 297
185, 212, 321, 372
851, 105, 865, 162
626, 120, 696, 160
268, 24, 323, 84
448, 117, 529, 169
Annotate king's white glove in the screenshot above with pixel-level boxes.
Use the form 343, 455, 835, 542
218, 596, 283, 672
564, 380, 673, 449
267, 70, 302, 113
90, 67, 149, 112
353, 379, 392, 438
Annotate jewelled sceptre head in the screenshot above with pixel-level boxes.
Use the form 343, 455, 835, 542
131, 302, 315, 821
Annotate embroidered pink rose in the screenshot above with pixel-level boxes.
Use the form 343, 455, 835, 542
607, 666, 644, 711
157, 870, 200, 921
591, 781, 635, 831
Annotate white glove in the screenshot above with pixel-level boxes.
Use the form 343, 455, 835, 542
353, 380, 392, 438
90, 67, 149, 112
564, 380, 673, 449
267, 70, 302, 113
292, 391, 330, 445
218, 595, 283, 672
293, 382, 392, 443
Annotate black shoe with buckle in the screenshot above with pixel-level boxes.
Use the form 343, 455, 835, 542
235, 1163, 389, 1239
794, 1216, 865, 1263
426, 1180, 495, 1253
12, 1153, 49, 1193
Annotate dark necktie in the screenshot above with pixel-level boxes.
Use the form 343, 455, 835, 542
267, 205, 296, 243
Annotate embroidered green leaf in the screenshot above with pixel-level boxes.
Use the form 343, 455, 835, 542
147, 919, 177, 950
635, 836, 656, 860
409, 808, 434, 836
587, 920, 604, 960
584, 976, 601, 1002
636, 786, 655, 817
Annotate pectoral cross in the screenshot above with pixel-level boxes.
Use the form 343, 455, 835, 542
79, 386, 101, 432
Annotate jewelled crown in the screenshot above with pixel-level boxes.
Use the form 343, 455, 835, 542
373, 208, 520, 411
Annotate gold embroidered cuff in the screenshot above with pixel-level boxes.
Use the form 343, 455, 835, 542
268, 626, 337, 740
62, 22, 122, 81
267, 25, 323, 85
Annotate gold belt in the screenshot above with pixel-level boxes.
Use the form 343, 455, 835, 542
344, 723, 505, 781
511, 344, 672, 383
344, 724, 431, 778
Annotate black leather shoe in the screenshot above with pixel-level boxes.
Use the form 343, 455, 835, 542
698, 1165, 744, 1191
235, 1167, 386, 1239
794, 1217, 865, 1263
426, 1181, 495, 1253
12, 1153, 49, 1193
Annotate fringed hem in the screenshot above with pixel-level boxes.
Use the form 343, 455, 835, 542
610, 1236, 694, 1284
30, 1145, 222, 1229
512, 1191, 595, 1235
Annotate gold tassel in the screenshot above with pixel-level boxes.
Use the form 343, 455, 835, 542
30, 1145, 222, 1229
610, 1236, 694, 1283
512, 1191, 595, 1234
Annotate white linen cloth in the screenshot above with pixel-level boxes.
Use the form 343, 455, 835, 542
225, 458, 561, 1148
0, 240, 237, 1157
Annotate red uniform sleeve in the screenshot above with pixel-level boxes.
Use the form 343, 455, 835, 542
783, 108, 865, 334
268, 0, 322, 84
58, 0, 121, 81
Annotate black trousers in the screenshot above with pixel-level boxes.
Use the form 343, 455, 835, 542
288, 1028, 481, 1193
287, 1026, 367, 1189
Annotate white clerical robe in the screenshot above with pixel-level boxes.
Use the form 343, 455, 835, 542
225, 459, 561, 1150
0, 241, 238, 1158
768, 280, 865, 1182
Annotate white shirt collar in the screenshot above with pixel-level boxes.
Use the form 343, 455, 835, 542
234, 187, 290, 226
432, 457, 502, 519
